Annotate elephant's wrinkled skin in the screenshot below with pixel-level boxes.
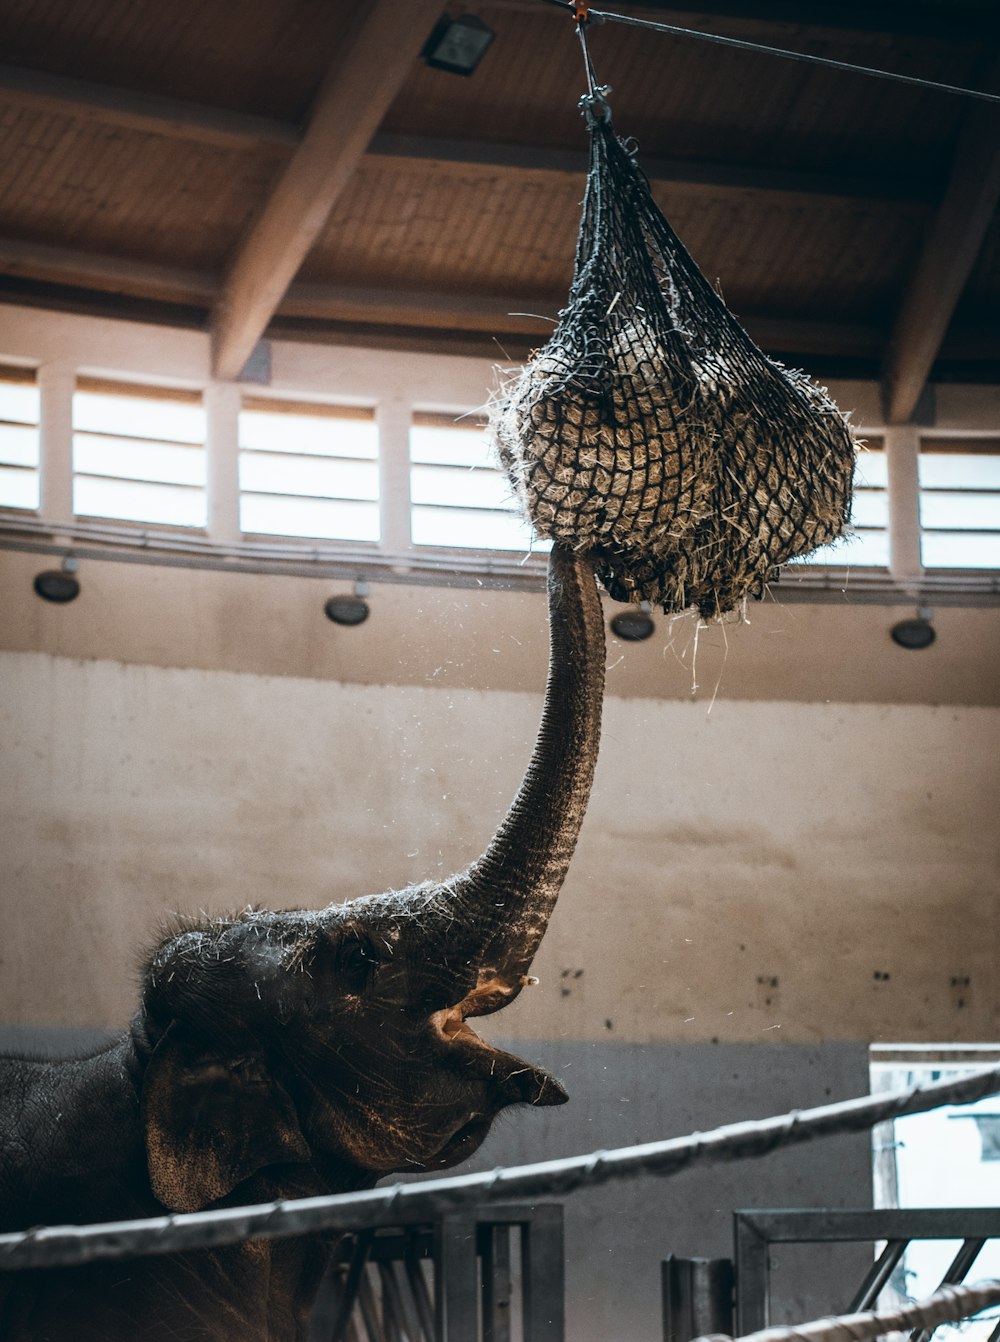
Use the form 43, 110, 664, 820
0, 545, 606, 1341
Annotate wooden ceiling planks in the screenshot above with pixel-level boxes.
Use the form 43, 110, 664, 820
0, 0, 354, 119
0, 0, 994, 393
0, 106, 285, 270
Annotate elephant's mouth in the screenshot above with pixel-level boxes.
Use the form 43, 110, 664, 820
423, 1114, 495, 1170
429, 1006, 568, 1112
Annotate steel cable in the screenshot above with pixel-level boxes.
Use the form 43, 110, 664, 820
1, 1063, 998, 1271
696, 1278, 1000, 1342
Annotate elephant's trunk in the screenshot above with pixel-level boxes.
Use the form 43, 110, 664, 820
442, 543, 606, 1017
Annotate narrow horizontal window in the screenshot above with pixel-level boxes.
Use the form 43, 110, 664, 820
919, 438, 1000, 570
73, 476, 206, 529
790, 440, 888, 568
73, 380, 206, 528
239, 398, 379, 541
0, 366, 40, 512
409, 413, 547, 553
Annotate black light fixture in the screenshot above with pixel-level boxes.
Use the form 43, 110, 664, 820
34, 557, 80, 604
610, 604, 655, 642
423, 14, 495, 76
324, 580, 370, 627
891, 609, 936, 650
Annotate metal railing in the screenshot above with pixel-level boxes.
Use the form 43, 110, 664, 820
308, 1204, 564, 1342
734, 1207, 1000, 1335
665, 1208, 1000, 1342
4, 1066, 999, 1273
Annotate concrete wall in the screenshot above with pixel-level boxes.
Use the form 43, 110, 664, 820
2, 646, 997, 1043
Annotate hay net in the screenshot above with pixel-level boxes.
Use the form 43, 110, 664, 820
489, 92, 858, 619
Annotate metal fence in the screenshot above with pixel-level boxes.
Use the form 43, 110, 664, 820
308, 1204, 564, 1342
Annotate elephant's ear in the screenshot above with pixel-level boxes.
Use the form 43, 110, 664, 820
141, 1025, 311, 1213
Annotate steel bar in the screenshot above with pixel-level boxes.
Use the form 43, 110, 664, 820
2, 1066, 1000, 1272
522, 1205, 565, 1342
482, 1223, 513, 1342
846, 1239, 907, 1312
663, 1256, 735, 1342
331, 1234, 375, 1342
405, 1235, 436, 1342
434, 1215, 478, 1342
734, 1210, 1000, 1243
911, 1237, 987, 1342
696, 1278, 1000, 1342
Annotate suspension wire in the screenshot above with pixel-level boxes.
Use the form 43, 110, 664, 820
1, 1063, 999, 1272
699, 1278, 1000, 1342
538, 0, 1000, 107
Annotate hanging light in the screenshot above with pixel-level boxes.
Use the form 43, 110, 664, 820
423, 14, 495, 76
610, 604, 655, 642
324, 579, 370, 627
891, 608, 935, 650
34, 557, 80, 604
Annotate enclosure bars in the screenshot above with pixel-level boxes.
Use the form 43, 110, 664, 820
731, 1208, 1000, 1336
308, 1205, 565, 1342
698, 1277, 1000, 1342
2, 1064, 1000, 1272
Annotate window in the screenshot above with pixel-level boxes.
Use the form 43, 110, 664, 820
0, 366, 40, 512
73, 379, 207, 527
872, 1047, 1000, 1334
238, 398, 379, 542
919, 438, 1000, 570
410, 412, 546, 552
791, 438, 888, 567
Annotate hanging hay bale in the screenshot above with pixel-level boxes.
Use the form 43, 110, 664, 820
493, 324, 718, 554
489, 105, 858, 619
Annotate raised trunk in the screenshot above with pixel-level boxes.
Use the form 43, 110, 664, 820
446, 543, 606, 1016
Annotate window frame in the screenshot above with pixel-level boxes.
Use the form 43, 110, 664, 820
237, 395, 381, 546
71, 377, 208, 532
918, 435, 1000, 573
0, 365, 41, 515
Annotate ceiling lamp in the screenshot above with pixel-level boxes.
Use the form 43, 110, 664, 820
890, 610, 936, 650
34, 558, 80, 604
324, 580, 370, 627
423, 14, 495, 76
610, 605, 655, 642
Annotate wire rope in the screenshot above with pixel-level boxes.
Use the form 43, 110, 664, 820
2, 1062, 999, 1271
538, 0, 1000, 106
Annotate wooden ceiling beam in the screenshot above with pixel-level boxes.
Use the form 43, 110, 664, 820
279, 282, 888, 356
0, 65, 932, 204
881, 57, 1000, 424
210, 0, 441, 381
0, 236, 216, 305
0, 235, 905, 360
367, 133, 932, 205
0, 64, 299, 151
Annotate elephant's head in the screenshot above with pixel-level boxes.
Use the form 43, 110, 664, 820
135, 546, 606, 1214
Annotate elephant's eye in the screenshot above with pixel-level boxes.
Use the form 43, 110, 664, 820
338, 935, 378, 994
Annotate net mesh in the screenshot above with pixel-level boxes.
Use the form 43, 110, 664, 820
489, 101, 858, 619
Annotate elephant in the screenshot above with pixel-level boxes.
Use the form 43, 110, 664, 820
0, 544, 606, 1341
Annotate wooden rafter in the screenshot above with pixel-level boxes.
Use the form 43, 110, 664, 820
0, 235, 896, 358
881, 56, 1000, 424
365, 135, 932, 206
0, 64, 299, 151
0, 65, 930, 205
210, 0, 441, 380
